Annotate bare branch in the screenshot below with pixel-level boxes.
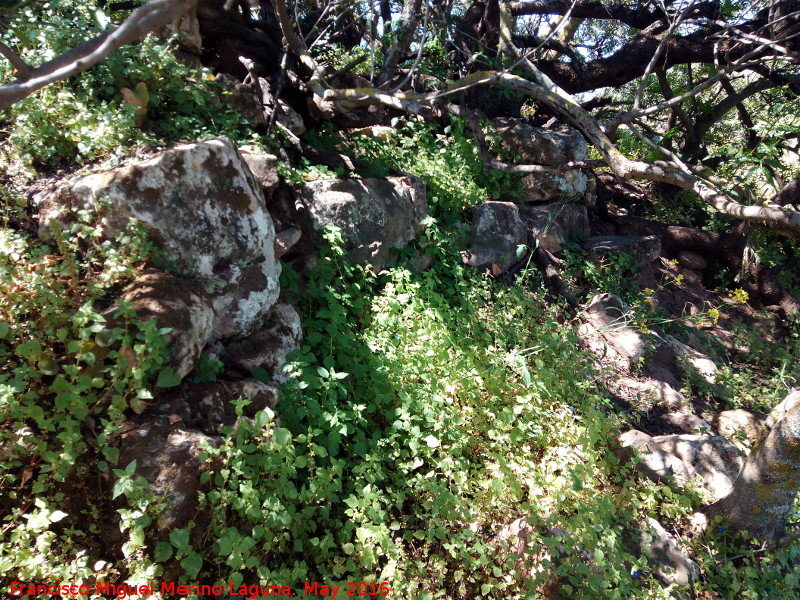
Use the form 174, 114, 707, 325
0, 0, 197, 110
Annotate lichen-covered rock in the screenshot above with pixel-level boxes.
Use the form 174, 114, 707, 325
584, 235, 661, 266
37, 137, 281, 339
117, 416, 221, 532
651, 434, 744, 501
462, 201, 528, 273
105, 270, 214, 379
157, 379, 279, 434
492, 119, 588, 165
296, 176, 428, 272
214, 300, 303, 384
705, 389, 800, 545
521, 202, 589, 255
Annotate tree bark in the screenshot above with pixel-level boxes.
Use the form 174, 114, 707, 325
705, 390, 800, 548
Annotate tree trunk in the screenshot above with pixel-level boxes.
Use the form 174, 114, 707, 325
705, 390, 800, 547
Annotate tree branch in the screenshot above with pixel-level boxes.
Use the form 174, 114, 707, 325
0, 0, 197, 110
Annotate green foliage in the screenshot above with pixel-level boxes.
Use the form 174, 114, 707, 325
0, 0, 254, 185
308, 117, 517, 220
0, 207, 168, 583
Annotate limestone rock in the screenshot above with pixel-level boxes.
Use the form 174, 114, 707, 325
584, 235, 661, 266
663, 335, 718, 385
661, 412, 713, 435
240, 150, 280, 194
639, 518, 701, 586
37, 137, 281, 340
117, 416, 221, 532
214, 300, 303, 384
105, 270, 214, 379
463, 201, 527, 272
296, 175, 428, 272
521, 202, 588, 255
651, 434, 744, 501
709, 408, 767, 451
581, 294, 647, 364
492, 119, 588, 164
617, 430, 691, 486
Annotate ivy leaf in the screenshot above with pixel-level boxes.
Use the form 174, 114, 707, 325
169, 528, 190, 551
156, 366, 181, 388
251, 365, 271, 384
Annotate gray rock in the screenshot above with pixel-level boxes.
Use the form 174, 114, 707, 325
491, 119, 589, 203
463, 201, 528, 272
709, 408, 767, 451
296, 176, 428, 272
158, 379, 279, 434
651, 434, 744, 501
584, 235, 661, 266
215, 300, 303, 384
663, 335, 717, 385
639, 518, 701, 586
37, 137, 281, 340
661, 412, 714, 435
492, 119, 588, 164
676, 250, 708, 270
581, 293, 648, 364
616, 378, 689, 411
117, 416, 221, 532
216, 73, 266, 128
518, 171, 589, 203
617, 430, 692, 486
240, 150, 280, 194
521, 202, 588, 255
105, 270, 214, 379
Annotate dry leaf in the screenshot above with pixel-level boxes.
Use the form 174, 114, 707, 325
490, 263, 503, 277
168, 414, 183, 425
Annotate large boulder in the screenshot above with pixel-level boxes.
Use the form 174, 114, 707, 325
492, 119, 589, 203
462, 201, 528, 273
105, 270, 214, 379
37, 137, 281, 339
636, 518, 701, 586
521, 202, 589, 255
651, 434, 744, 501
296, 176, 428, 272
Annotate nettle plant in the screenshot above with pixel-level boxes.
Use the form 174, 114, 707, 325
0, 207, 170, 583
176, 226, 698, 598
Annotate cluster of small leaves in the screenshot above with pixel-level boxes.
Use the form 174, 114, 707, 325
307, 116, 518, 220
176, 224, 701, 599
0, 208, 168, 584
0, 0, 255, 185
